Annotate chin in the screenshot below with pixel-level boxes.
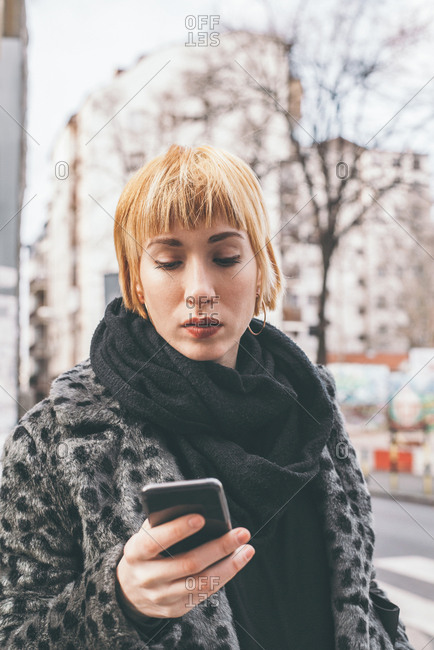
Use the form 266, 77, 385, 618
179, 342, 226, 362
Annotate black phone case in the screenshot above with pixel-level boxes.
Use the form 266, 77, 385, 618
140, 478, 232, 556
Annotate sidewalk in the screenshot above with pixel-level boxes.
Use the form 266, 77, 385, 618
405, 626, 434, 649
365, 470, 434, 506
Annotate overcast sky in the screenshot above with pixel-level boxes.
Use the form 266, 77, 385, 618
23, 0, 434, 245
23, 0, 275, 244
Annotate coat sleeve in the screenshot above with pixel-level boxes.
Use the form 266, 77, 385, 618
0, 420, 176, 649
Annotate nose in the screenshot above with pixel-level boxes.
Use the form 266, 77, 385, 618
184, 257, 216, 314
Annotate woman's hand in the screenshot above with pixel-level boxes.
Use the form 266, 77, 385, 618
116, 513, 254, 619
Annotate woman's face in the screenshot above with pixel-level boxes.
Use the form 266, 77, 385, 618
135, 217, 261, 369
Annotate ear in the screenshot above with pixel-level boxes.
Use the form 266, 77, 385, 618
256, 267, 262, 294
135, 281, 144, 303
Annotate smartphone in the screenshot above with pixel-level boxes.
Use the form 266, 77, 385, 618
140, 478, 232, 557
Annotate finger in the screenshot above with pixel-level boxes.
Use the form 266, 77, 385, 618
126, 513, 206, 562
166, 543, 255, 610
146, 526, 251, 585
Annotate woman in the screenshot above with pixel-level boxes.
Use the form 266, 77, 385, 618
0, 144, 414, 649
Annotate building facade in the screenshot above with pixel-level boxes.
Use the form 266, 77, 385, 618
27, 33, 433, 403
0, 0, 27, 439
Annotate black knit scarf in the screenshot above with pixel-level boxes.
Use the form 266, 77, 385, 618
90, 297, 335, 549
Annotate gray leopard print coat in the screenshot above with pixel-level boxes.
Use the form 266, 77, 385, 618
0, 358, 414, 649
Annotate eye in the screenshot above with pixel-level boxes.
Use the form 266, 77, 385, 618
153, 261, 181, 270
154, 255, 241, 270
215, 255, 241, 266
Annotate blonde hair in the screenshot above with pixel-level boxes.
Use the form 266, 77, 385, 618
113, 144, 283, 320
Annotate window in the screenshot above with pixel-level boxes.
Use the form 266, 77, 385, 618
284, 292, 299, 308
413, 156, 420, 170
35, 358, 48, 375
377, 266, 386, 277
377, 296, 386, 308
378, 325, 388, 335
126, 152, 144, 174
35, 289, 46, 308
283, 262, 300, 279
104, 273, 121, 305
396, 294, 405, 308
35, 324, 45, 343
306, 232, 319, 244
359, 306, 366, 315
308, 295, 318, 305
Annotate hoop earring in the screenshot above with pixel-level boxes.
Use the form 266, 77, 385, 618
248, 298, 266, 335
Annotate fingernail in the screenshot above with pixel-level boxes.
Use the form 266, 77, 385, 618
188, 515, 204, 528
243, 545, 255, 561
236, 529, 250, 543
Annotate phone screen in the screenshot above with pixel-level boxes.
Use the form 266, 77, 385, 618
140, 478, 232, 556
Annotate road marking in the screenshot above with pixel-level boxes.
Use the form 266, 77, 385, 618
376, 581, 434, 636
375, 555, 434, 584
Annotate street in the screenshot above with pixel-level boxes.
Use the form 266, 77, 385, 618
372, 496, 434, 649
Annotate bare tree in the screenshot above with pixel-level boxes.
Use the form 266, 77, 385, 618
224, 0, 434, 362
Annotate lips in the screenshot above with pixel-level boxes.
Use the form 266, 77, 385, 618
182, 317, 222, 328
183, 318, 223, 339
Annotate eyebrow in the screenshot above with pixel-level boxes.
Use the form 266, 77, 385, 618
146, 231, 244, 250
